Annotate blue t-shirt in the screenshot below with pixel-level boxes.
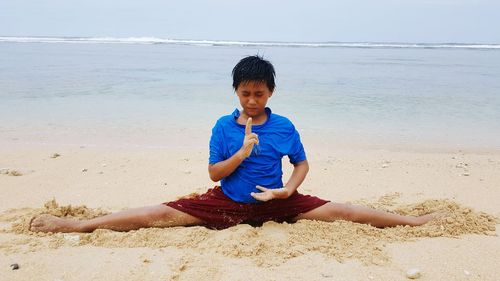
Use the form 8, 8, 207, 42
209, 107, 307, 203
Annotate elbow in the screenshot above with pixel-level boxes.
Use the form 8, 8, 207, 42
208, 165, 221, 182
209, 174, 220, 182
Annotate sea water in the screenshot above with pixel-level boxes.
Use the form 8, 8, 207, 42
1, 37, 499, 150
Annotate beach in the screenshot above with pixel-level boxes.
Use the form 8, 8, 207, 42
1, 139, 499, 280
1, 40, 500, 280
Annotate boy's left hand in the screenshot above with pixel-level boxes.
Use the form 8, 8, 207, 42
251, 185, 290, 202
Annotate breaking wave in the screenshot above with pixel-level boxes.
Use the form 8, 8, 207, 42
1, 36, 499, 50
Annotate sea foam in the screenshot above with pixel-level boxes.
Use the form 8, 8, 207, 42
0, 36, 499, 50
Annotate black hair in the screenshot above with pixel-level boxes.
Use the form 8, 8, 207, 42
232, 55, 276, 92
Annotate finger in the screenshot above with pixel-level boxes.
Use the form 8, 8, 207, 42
255, 185, 267, 192
251, 192, 268, 201
250, 133, 259, 140
244, 140, 256, 153
245, 117, 252, 135
247, 139, 258, 146
247, 135, 259, 145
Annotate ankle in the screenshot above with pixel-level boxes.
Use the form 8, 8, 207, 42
73, 220, 92, 232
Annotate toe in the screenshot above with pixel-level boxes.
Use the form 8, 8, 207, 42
29, 217, 39, 231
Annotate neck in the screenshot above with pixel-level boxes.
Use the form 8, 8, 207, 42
240, 109, 268, 125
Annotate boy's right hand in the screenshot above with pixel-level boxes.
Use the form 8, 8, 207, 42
239, 117, 259, 159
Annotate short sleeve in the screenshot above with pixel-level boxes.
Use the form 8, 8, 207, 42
209, 121, 225, 165
287, 127, 307, 164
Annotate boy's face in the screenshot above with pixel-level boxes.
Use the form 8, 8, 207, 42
236, 80, 273, 118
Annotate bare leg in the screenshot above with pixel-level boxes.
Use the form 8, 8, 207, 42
30, 205, 204, 233
294, 202, 434, 227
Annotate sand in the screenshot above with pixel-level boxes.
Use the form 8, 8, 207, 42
1, 142, 500, 280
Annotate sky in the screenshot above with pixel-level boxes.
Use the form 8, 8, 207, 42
0, 0, 499, 43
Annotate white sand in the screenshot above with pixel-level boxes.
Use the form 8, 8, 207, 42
1, 142, 499, 280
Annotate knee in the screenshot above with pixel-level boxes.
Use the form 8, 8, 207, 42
328, 203, 357, 221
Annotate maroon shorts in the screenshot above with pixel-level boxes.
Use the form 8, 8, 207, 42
164, 186, 329, 229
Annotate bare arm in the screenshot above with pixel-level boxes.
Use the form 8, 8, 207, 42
251, 160, 309, 201
208, 117, 258, 182
283, 159, 309, 196
208, 150, 245, 182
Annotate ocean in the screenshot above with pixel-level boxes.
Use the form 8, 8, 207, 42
1, 37, 499, 150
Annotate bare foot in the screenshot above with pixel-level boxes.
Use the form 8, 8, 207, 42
411, 211, 447, 226
30, 214, 81, 233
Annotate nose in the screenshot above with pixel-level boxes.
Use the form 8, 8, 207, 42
248, 98, 257, 105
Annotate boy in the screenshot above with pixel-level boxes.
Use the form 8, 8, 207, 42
30, 55, 434, 233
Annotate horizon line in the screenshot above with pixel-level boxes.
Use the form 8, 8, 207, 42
1, 36, 499, 49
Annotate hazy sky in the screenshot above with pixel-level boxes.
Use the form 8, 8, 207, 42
1, 0, 498, 43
